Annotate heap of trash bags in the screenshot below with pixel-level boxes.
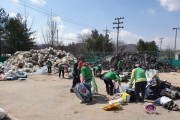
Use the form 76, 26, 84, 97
0, 69, 27, 80
144, 70, 180, 111
101, 69, 179, 111
95, 52, 177, 72
145, 69, 180, 100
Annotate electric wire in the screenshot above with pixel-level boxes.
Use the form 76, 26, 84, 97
19, 0, 101, 30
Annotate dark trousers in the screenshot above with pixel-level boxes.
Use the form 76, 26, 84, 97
84, 80, 92, 100
59, 70, 64, 78
72, 73, 80, 88
93, 69, 96, 76
135, 81, 147, 102
103, 77, 114, 95
118, 67, 123, 73
93, 70, 101, 77
47, 67, 52, 73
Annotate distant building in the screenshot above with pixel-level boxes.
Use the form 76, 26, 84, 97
175, 50, 180, 60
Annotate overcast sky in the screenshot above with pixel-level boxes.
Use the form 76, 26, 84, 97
1, 0, 180, 50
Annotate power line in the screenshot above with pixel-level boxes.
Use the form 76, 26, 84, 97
103, 26, 110, 52
40, 34, 78, 41
19, 1, 51, 16
113, 17, 124, 55
19, 0, 99, 30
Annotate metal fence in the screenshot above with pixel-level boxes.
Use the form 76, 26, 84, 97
160, 60, 180, 67
79, 51, 180, 68
78, 52, 113, 63
158, 50, 180, 67
0, 56, 8, 62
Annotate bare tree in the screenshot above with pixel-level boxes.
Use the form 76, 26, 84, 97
78, 33, 91, 43
42, 16, 58, 47
0, 8, 9, 55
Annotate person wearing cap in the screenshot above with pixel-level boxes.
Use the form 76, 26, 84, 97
70, 60, 80, 93
130, 63, 147, 102
58, 64, 65, 78
92, 64, 102, 77
101, 71, 121, 96
80, 62, 93, 101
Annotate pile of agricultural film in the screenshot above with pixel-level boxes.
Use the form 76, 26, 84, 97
1, 47, 76, 74
96, 52, 177, 72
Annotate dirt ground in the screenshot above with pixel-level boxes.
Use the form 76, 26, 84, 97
0, 72, 180, 120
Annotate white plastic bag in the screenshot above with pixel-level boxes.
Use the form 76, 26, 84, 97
91, 77, 98, 94
0, 108, 7, 119
109, 98, 124, 105
160, 96, 172, 105
33, 66, 48, 75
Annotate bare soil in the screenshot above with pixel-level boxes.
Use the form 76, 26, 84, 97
0, 72, 180, 120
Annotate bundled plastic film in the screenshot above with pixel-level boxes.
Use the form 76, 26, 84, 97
101, 103, 121, 111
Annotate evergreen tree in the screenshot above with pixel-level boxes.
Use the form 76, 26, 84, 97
136, 39, 158, 55
84, 29, 114, 52
147, 41, 158, 51
136, 39, 146, 51
5, 13, 36, 54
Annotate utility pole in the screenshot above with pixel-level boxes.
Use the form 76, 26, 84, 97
173, 28, 180, 54
57, 29, 58, 44
50, 9, 53, 46
113, 17, 124, 55
103, 26, 110, 52
159, 37, 164, 51
173, 28, 180, 60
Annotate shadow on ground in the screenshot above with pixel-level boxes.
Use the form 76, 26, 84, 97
2, 117, 11, 120
85, 93, 109, 105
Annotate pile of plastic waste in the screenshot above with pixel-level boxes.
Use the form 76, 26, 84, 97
0, 47, 76, 76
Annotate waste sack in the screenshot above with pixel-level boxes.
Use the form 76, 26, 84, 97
0, 73, 6, 81
33, 66, 48, 75
122, 92, 131, 102
145, 69, 159, 82
16, 71, 27, 78
114, 82, 124, 94
108, 98, 124, 105
6, 75, 19, 80
163, 101, 179, 111
73, 83, 91, 102
155, 96, 179, 111
0, 108, 7, 119
91, 77, 98, 94
160, 88, 179, 99
159, 96, 172, 105
126, 88, 136, 102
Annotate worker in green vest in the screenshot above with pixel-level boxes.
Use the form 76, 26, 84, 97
80, 63, 93, 102
130, 64, 147, 103
92, 64, 102, 77
117, 60, 123, 73
101, 71, 121, 96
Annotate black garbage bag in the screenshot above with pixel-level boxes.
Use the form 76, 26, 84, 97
160, 88, 179, 99
163, 101, 179, 111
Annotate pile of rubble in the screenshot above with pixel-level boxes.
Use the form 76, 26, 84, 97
0, 47, 76, 80
96, 52, 177, 72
